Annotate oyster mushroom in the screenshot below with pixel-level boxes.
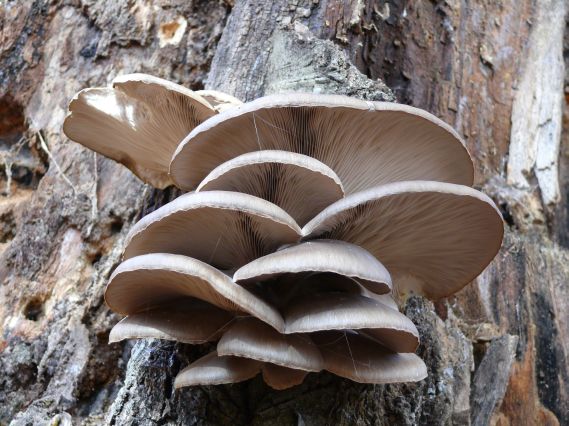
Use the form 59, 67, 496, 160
122, 190, 301, 269
302, 181, 504, 299
170, 93, 473, 192
196, 150, 344, 226
63, 73, 241, 188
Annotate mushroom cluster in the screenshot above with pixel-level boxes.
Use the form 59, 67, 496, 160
64, 74, 503, 390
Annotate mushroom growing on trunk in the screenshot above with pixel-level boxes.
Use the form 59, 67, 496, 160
64, 74, 503, 389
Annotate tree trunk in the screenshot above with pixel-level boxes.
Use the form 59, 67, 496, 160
0, 1, 567, 425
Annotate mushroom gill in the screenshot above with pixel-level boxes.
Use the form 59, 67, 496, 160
196, 150, 344, 226
63, 80, 503, 390
63, 73, 242, 188
170, 93, 474, 192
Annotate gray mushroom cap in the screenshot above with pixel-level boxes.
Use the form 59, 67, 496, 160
302, 181, 504, 300
174, 350, 309, 390
123, 191, 301, 270
174, 351, 262, 388
105, 253, 285, 332
283, 292, 419, 353
233, 239, 392, 294
63, 73, 219, 188
108, 299, 234, 344
217, 318, 324, 372
170, 93, 473, 192
313, 331, 427, 384
196, 150, 344, 226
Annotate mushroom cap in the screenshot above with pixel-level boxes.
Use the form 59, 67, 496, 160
123, 191, 301, 270
313, 331, 427, 384
217, 318, 324, 372
261, 363, 308, 390
174, 351, 262, 388
174, 351, 309, 390
283, 292, 419, 353
195, 90, 243, 112
108, 298, 234, 344
63, 73, 216, 188
105, 253, 284, 332
196, 151, 344, 226
233, 240, 391, 294
303, 181, 504, 299
169, 93, 473, 192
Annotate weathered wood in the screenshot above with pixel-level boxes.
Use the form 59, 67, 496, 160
0, 0, 567, 425
471, 334, 518, 426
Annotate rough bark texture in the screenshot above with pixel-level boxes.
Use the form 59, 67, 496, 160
0, 1, 567, 425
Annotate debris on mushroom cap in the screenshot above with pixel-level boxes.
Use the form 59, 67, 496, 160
217, 318, 324, 372
303, 181, 504, 300
313, 331, 428, 384
195, 150, 344, 226
123, 190, 301, 269
195, 90, 243, 112
105, 253, 285, 332
169, 93, 473, 192
283, 292, 419, 353
174, 351, 262, 388
233, 239, 391, 294
63, 73, 240, 189
108, 299, 234, 344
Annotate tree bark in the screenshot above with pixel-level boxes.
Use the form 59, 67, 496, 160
0, 1, 567, 425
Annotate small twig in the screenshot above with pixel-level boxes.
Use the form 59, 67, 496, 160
37, 131, 77, 194
1, 136, 28, 196
85, 152, 99, 238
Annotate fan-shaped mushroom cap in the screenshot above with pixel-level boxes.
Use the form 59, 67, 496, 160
303, 181, 504, 299
105, 254, 284, 332
108, 299, 234, 344
234, 240, 391, 294
170, 93, 473, 192
313, 331, 427, 384
174, 351, 309, 390
174, 351, 262, 388
284, 293, 419, 353
195, 90, 243, 112
217, 318, 324, 372
196, 151, 344, 226
261, 363, 308, 390
63, 73, 217, 188
123, 191, 301, 270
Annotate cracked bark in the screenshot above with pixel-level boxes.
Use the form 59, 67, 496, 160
0, 1, 568, 425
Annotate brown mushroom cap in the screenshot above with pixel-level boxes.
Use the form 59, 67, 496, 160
302, 181, 504, 299
105, 253, 284, 332
174, 351, 262, 388
108, 299, 234, 344
313, 331, 427, 384
283, 292, 419, 353
217, 318, 324, 372
174, 351, 309, 390
63, 73, 216, 188
261, 363, 308, 390
196, 151, 344, 226
170, 93, 473, 192
123, 191, 301, 270
233, 240, 391, 294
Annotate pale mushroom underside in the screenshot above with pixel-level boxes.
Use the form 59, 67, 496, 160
122, 183, 503, 298
63, 73, 241, 188
170, 93, 474, 193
